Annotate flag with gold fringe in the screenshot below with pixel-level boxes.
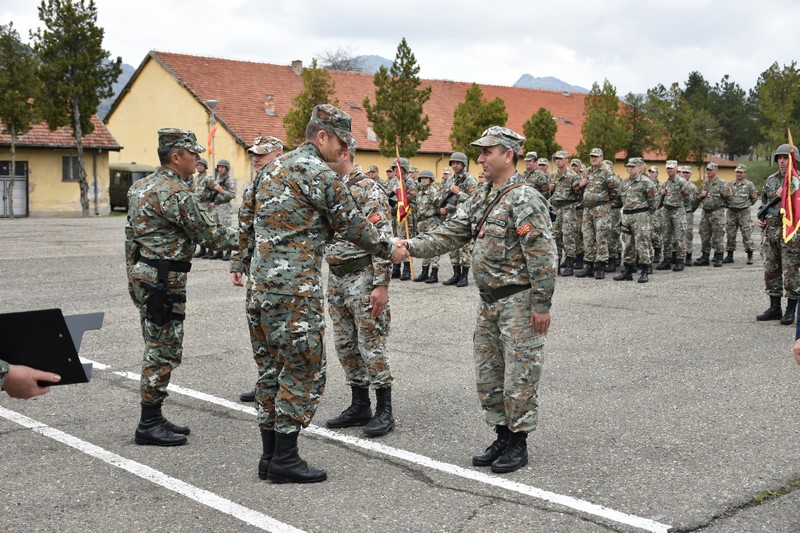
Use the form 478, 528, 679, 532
781, 129, 800, 242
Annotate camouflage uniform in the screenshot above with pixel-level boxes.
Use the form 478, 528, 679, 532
698, 174, 731, 258
726, 177, 758, 253
194, 171, 215, 210
682, 174, 699, 254
250, 141, 394, 434
620, 163, 658, 268
660, 171, 692, 259
441, 169, 478, 267
407, 173, 556, 433
523, 168, 551, 199
0, 359, 8, 390
415, 176, 442, 268
550, 168, 583, 260
325, 169, 394, 389
580, 164, 620, 264
649, 171, 664, 256
212, 170, 237, 227
387, 169, 419, 238
761, 171, 800, 299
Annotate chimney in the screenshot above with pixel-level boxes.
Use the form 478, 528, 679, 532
264, 93, 276, 116
291, 60, 303, 75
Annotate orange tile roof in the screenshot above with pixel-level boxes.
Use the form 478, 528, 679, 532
0, 115, 120, 150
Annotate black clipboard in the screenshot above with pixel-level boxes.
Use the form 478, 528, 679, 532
0, 309, 103, 386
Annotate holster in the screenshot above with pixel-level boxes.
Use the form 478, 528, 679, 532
139, 259, 188, 325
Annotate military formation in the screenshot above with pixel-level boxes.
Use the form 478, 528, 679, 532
123, 102, 794, 486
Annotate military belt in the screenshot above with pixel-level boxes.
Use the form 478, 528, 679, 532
766, 217, 782, 226
479, 284, 531, 304
728, 206, 749, 213
329, 255, 372, 277
703, 206, 723, 213
139, 257, 192, 273
664, 204, 680, 210
622, 207, 649, 215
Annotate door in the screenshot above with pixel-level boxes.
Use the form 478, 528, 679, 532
0, 160, 29, 217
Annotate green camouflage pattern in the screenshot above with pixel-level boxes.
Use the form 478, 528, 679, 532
620, 173, 658, 265
211, 172, 237, 226
158, 128, 205, 153
442, 170, 478, 266
523, 169, 551, 199
582, 164, 621, 262
699, 176, 731, 255
415, 179, 443, 267
727, 209, 755, 252
0, 359, 8, 390
727, 178, 758, 210
550, 168, 583, 259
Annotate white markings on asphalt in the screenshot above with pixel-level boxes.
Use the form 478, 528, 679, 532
0, 406, 304, 533
84, 359, 672, 532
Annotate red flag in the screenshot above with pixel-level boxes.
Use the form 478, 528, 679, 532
207, 124, 217, 155
394, 158, 411, 224
781, 129, 800, 242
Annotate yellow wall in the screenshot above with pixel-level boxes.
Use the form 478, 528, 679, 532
0, 147, 111, 216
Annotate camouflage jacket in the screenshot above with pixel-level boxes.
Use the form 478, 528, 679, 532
661, 175, 693, 209
124, 166, 238, 270
441, 171, 478, 217
523, 169, 551, 199
549, 169, 583, 207
230, 177, 260, 274
250, 142, 394, 298
415, 181, 442, 220
582, 165, 620, 208
407, 173, 556, 312
0, 359, 7, 391
325, 169, 393, 287
194, 172, 215, 203
213, 172, 237, 205
683, 179, 699, 211
728, 179, 758, 209
761, 172, 783, 219
700, 176, 731, 210
621, 174, 658, 212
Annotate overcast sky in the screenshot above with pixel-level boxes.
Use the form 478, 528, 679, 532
3, 0, 797, 95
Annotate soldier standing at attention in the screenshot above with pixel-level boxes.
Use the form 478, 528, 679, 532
647, 166, 665, 265
694, 162, 731, 267
366, 165, 382, 189
325, 146, 396, 437
613, 157, 658, 283
125, 129, 239, 446
656, 160, 691, 271
413, 169, 443, 283
575, 148, 620, 279
192, 158, 213, 258
387, 157, 419, 281
724, 164, 758, 265
439, 152, 477, 288
207, 160, 237, 260
249, 104, 396, 484
394, 126, 556, 474
522, 151, 550, 199
230, 136, 284, 404
551, 155, 584, 276
678, 166, 700, 266
604, 159, 623, 273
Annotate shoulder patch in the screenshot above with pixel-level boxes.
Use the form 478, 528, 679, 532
368, 213, 382, 224
468, 187, 475, 193
516, 223, 532, 236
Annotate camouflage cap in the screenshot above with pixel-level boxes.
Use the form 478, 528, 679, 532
570, 158, 582, 167
409, 166, 418, 172
735, 164, 747, 172
158, 128, 205, 154
589, 147, 603, 157
648, 166, 659, 173
367, 165, 379, 172
443, 167, 452, 175
706, 162, 718, 170
665, 160, 678, 169
553, 150, 569, 159
625, 157, 640, 167
197, 158, 208, 168
679, 165, 691, 173
524, 151, 538, 161
248, 135, 284, 155
470, 126, 525, 154
386, 165, 395, 172
419, 169, 435, 180
635, 157, 646, 166
537, 158, 549, 165
310, 104, 354, 147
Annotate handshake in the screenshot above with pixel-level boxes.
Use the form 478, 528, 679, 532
391, 237, 410, 264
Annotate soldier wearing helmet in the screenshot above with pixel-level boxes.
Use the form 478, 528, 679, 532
412, 169, 443, 283
386, 157, 419, 280
192, 157, 214, 258
203, 159, 237, 260
439, 151, 478, 287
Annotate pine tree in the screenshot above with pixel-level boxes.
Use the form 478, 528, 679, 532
363, 38, 431, 158
619, 93, 655, 159
31, 0, 121, 216
450, 83, 507, 164
576, 80, 626, 160
282, 59, 338, 149
521, 108, 560, 159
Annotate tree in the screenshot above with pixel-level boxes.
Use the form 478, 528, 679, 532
710, 75, 756, 159
619, 92, 655, 159
282, 58, 338, 149
317, 45, 364, 72
751, 61, 800, 157
686, 108, 723, 175
0, 23, 39, 219
644, 82, 693, 162
31, 0, 121, 216
682, 71, 712, 112
576, 80, 626, 159
450, 83, 507, 163
363, 38, 431, 158
521, 107, 560, 159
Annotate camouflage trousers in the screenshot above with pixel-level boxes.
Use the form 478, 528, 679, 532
685, 210, 696, 251
246, 279, 268, 387
621, 212, 652, 266
662, 206, 687, 258
417, 217, 441, 268
255, 291, 326, 433
699, 209, 726, 255
473, 289, 545, 433
213, 202, 233, 227
651, 208, 664, 250
554, 204, 582, 259
326, 266, 393, 389
608, 207, 621, 259
761, 221, 800, 298
581, 203, 613, 262
726, 208, 755, 252
129, 264, 188, 405
449, 243, 472, 266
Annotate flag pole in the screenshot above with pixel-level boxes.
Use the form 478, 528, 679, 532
394, 145, 414, 274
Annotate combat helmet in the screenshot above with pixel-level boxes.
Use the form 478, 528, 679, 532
217, 159, 231, 170
449, 152, 468, 166
772, 143, 800, 162
418, 169, 435, 181
197, 158, 208, 168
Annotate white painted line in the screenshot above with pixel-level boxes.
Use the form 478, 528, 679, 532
0, 406, 304, 533
85, 359, 672, 533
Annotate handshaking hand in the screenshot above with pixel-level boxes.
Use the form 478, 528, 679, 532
391, 237, 410, 264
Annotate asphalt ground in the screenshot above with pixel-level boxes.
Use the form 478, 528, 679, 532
0, 215, 798, 533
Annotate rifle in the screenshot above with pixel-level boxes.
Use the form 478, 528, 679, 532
757, 195, 781, 221
438, 174, 467, 213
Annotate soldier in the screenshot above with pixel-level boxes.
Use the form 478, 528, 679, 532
439, 151, 478, 287
125, 128, 239, 446
231, 136, 284, 404
656, 160, 691, 271
205, 159, 237, 260
394, 126, 556, 474
413, 169, 443, 283
613, 157, 658, 283
537, 157, 550, 175
694, 162, 731, 267
575, 148, 620, 279
192, 158, 213, 258
724, 164, 758, 265
386, 157, 419, 280
551, 155, 584, 276
678, 166, 700, 266
385, 164, 401, 279
647, 166, 664, 264
604, 159, 623, 272
441, 167, 452, 182
523, 151, 550, 199
249, 104, 396, 483
756, 143, 800, 325
366, 165, 382, 188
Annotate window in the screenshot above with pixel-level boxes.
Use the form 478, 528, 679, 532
62, 155, 82, 182
0, 161, 27, 178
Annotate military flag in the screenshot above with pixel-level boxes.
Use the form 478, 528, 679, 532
781, 129, 800, 242
394, 157, 411, 225
207, 124, 217, 155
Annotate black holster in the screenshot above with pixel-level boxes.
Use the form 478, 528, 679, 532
139, 259, 188, 325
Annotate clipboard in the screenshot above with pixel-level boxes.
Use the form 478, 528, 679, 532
0, 308, 103, 386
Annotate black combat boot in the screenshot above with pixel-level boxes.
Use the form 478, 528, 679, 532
575, 261, 595, 278
685, 252, 693, 267
638, 264, 650, 283
693, 253, 710, 266
210, 250, 224, 260
713, 252, 724, 267
757, 296, 783, 321
326, 387, 372, 428
193, 246, 207, 258
472, 425, 511, 466
561, 257, 574, 277
413, 265, 430, 282
672, 259, 685, 272
746, 251, 754, 265
456, 266, 470, 287
425, 267, 439, 283
364, 387, 395, 437
399, 262, 411, 280
574, 253, 585, 270
442, 265, 461, 285
671, 252, 677, 264
391, 264, 401, 279
656, 257, 672, 270
605, 257, 618, 272
266, 430, 327, 484
240, 390, 256, 402
559, 256, 568, 269
201, 248, 214, 259
594, 261, 606, 280
222, 250, 231, 261
723, 251, 734, 264
613, 264, 634, 281
652, 247, 662, 264
257, 429, 276, 480
780, 298, 798, 325
134, 402, 188, 446
490, 431, 529, 473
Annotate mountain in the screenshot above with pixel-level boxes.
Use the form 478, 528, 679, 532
355, 55, 393, 74
98, 63, 136, 119
513, 74, 589, 94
